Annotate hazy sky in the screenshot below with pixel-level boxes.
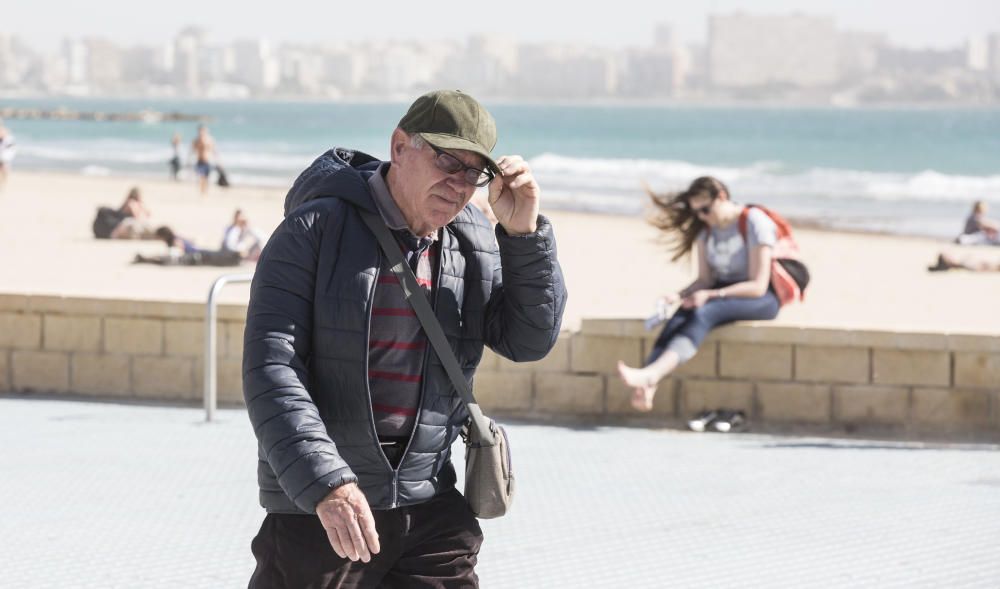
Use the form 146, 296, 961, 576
7, 0, 998, 52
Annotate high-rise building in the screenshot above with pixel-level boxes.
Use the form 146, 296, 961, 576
37, 54, 70, 92
201, 45, 235, 86
967, 36, 990, 71
988, 33, 1000, 84
515, 44, 617, 99
837, 31, 887, 81
708, 13, 838, 88
618, 23, 688, 99
173, 27, 205, 95
436, 35, 517, 96
0, 35, 19, 87
619, 48, 678, 99
362, 41, 446, 96
232, 39, 280, 92
122, 46, 164, 84
280, 48, 323, 94
63, 39, 89, 86
84, 39, 123, 89
875, 46, 966, 76
321, 48, 365, 96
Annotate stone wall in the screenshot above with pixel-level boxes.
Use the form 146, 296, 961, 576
0, 295, 245, 405
2, 294, 997, 438
474, 319, 1000, 438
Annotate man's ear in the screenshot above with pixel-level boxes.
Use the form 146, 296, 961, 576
389, 128, 408, 164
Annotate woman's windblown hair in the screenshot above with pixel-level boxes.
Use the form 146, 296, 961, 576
648, 176, 729, 261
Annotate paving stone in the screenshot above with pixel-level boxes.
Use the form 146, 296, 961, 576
1, 397, 998, 588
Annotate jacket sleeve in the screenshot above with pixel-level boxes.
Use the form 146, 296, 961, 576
483, 215, 567, 361
243, 206, 357, 513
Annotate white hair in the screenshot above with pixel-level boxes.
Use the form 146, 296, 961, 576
409, 134, 426, 149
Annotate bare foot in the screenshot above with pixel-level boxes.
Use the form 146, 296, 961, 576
617, 361, 657, 412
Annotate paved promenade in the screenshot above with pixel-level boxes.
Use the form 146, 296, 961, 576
3, 396, 999, 588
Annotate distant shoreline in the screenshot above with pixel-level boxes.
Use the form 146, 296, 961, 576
6, 101, 993, 242
0, 106, 210, 123
7, 167, 961, 243
2, 92, 999, 111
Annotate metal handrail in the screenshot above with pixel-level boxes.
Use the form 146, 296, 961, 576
204, 272, 253, 422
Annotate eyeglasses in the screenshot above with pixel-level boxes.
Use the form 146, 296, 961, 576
428, 144, 495, 188
688, 201, 714, 216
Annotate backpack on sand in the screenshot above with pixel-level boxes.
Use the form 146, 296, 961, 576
738, 205, 809, 306
92, 207, 126, 239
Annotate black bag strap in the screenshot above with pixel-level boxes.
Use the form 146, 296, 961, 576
357, 207, 493, 438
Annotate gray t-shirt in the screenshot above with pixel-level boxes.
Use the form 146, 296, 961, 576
699, 207, 777, 283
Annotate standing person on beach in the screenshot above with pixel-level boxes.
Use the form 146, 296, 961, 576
242, 89, 566, 588
190, 125, 217, 195
168, 132, 183, 181
617, 176, 787, 412
0, 118, 16, 191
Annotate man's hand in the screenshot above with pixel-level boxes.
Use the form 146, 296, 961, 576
487, 155, 539, 235
316, 483, 380, 563
681, 290, 712, 309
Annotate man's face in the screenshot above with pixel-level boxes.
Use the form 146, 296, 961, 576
390, 129, 484, 235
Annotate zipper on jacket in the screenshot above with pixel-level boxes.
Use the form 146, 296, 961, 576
363, 249, 398, 504
393, 229, 445, 506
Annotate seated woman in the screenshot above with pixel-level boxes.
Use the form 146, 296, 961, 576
93, 187, 156, 239
221, 209, 265, 261
617, 176, 781, 411
955, 201, 1000, 246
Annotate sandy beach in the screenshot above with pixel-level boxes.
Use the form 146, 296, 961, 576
1, 170, 998, 335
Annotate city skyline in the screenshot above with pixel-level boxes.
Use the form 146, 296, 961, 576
6, 0, 999, 52
3, 11, 998, 106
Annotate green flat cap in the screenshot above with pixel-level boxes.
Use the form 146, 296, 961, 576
398, 90, 500, 175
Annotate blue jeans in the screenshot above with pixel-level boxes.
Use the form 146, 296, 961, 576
646, 289, 780, 366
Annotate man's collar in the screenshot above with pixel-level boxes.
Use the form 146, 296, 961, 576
368, 162, 410, 232
368, 162, 439, 247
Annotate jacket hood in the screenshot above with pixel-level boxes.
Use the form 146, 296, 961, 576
283, 147, 382, 217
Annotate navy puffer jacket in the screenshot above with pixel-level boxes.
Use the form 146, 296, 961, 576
243, 148, 567, 514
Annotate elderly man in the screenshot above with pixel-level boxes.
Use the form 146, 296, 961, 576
243, 90, 567, 588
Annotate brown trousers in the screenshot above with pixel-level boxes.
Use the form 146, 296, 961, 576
248, 489, 483, 589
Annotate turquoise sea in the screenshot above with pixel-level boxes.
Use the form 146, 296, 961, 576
4, 97, 1000, 238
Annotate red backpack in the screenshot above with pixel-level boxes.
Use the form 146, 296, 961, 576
738, 205, 810, 306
